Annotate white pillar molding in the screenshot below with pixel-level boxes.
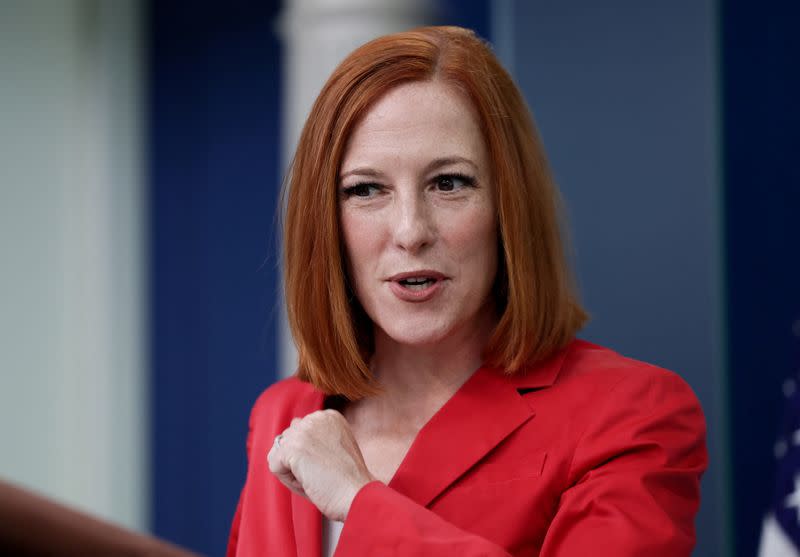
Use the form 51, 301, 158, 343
277, 0, 435, 378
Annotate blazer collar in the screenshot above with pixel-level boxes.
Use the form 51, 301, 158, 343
503, 339, 571, 391
289, 341, 572, 557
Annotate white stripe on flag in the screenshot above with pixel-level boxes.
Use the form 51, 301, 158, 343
759, 514, 800, 557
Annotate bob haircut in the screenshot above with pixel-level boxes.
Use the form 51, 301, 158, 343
284, 26, 588, 399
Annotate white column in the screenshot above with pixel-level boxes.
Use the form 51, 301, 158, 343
277, 0, 434, 377
0, 0, 146, 530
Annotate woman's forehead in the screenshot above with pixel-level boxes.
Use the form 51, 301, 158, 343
341, 81, 487, 172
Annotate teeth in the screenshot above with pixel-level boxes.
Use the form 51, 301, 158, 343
399, 277, 435, 290
404, 282, 429, 291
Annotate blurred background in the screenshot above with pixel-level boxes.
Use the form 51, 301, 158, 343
0, 0, 797, 555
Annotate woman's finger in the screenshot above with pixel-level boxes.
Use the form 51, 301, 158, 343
267, 443, 307, 498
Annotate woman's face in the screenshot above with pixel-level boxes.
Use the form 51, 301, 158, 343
338, 80, 498, 348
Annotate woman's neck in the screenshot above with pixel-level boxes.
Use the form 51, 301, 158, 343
348, 305, 496, 433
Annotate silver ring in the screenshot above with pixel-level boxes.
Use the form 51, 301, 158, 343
274, 434, 283, 448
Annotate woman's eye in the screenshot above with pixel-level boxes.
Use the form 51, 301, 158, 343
434, 173, 474, 192
342, 183, 380, 198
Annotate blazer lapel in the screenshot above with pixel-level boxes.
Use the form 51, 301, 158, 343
291, 493, 321, 557
290, 387, 325, 557
388, 345, 570, 507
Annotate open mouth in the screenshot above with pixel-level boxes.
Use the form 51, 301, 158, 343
388, 271, 447, 301
397, 277, 438, 291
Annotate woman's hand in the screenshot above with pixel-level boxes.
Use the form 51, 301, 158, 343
267, 409, 376, 522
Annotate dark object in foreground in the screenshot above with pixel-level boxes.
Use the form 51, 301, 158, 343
0, 479, 201, 557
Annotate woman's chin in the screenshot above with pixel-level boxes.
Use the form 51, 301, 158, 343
371, 303, 496, 350
375, 321, 456, 348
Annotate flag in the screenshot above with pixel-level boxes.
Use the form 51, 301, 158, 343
759, 324, 800, 557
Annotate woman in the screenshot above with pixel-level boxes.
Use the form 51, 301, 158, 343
226, 26, 707, 557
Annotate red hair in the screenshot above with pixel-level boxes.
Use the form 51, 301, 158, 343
284, 26, 587, 399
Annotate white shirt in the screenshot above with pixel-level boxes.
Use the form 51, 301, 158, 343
322, 516, 344, 556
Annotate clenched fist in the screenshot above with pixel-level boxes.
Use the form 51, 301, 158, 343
267, 409, 376, 521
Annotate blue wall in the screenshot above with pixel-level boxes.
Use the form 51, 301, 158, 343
148, 2, 283, 554
508, 1, 800, 555
509, 2, 723, 555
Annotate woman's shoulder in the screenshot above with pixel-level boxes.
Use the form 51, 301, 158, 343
559, 339, 697, 392
554, 340, 708, 493
248, 375, 324, 430
538, 339, 705, 422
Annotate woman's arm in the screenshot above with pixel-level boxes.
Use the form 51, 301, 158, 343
337, 481, 515, 555
334, 371, 706, 556
539, 371, 707, 556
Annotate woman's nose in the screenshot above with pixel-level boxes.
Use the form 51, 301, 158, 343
392, 191, 434, 253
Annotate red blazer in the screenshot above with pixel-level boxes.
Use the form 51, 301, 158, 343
226, 339, 707, 556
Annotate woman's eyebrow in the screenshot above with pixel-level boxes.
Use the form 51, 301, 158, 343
339, 167, 385, 181
423, 156, 478, 174
339, 157, 477, 181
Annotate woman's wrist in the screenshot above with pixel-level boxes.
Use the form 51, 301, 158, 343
341, 475, 379, 521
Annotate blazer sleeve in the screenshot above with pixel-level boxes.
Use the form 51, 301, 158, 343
539, 369, 707, 556
336, 370, 706, 556
336, 481, 514, 556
